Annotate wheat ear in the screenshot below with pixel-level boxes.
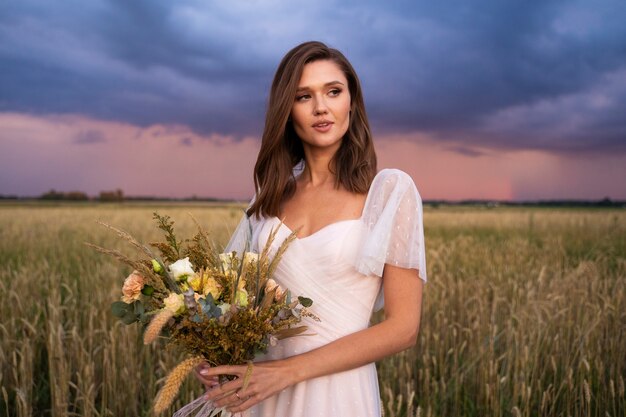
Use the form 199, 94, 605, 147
267, 229, 298, 278
143, 309, 174, 345
153, 356, 205, 414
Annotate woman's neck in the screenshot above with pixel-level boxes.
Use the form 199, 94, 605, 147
300, 151, 336, 188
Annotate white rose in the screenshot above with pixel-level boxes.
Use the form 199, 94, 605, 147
163, 293, 185, 315
169, 257, 195, 281
219, 252, 234, 272
243, 252, 259, 269
218, 303, 231, 316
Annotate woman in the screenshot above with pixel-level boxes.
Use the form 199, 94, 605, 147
196, 41, 427, 417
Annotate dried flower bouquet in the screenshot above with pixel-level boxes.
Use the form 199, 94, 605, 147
87, 213, 316, 415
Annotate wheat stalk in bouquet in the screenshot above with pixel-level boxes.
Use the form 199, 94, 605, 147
87, 213, 317, 415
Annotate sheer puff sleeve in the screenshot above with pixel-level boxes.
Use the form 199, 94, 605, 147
355, 169, 427, 308
224, 195, 259, 254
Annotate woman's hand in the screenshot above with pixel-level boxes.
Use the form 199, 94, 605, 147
198, 360, 295, 413
194, 362, 220, 391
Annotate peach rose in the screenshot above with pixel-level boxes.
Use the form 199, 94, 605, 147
121, 270, 145, 303
163, 292, 185, 315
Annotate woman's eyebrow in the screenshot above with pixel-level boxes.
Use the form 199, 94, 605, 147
296, 80, 345, 92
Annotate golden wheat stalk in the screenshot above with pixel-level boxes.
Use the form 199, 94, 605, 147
241, 361, 254, 392
144, 309, 175, 345
267, 228, 298, 278
259, 223, 280, 274
153, 356, 205, 414
274, 326, 309, 340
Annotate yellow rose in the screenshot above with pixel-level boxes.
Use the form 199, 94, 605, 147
203, 276, 223, 299
187, 275, 202, 292
197, 270, 222, 299
121, 270, 145, 303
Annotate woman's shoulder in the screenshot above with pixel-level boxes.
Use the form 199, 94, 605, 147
369, 168, 422, 198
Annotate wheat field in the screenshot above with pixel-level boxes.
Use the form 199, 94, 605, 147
0, 203, 624, 417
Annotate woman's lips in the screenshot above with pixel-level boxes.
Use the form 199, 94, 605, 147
312, 121, 333, 133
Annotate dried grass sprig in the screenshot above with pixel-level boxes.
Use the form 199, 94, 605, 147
95, 220, 156, 260
153, 355, 204, 414
144, 309, 175, 345
187, 213, 219, 268
84, 243, 170, 294
151, 213, 182, 262
84, 243, 153, 277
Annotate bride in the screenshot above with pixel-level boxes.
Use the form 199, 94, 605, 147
195, 40, 427, 416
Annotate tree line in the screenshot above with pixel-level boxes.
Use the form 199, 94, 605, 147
39, 189, 124, 202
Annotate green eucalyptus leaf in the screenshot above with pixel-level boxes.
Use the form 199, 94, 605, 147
133, 301, 145, 315
121, 311, 139, 325
298, 296, 313, 307
111, 301, 131, 317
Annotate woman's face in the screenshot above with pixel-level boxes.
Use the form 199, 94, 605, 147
290, 60, 351, 154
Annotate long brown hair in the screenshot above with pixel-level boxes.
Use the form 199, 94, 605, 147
247, 41, 377, 218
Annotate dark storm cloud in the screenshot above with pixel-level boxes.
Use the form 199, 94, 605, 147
74, 129, 106, 145
446, 146, 485, 158
1, 0, 625, 152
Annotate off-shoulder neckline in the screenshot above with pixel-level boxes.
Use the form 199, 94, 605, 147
271, 169, 414, 240
269, 169, 403, 240
271, 217, 361, 241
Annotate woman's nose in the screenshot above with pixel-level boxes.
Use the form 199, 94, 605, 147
313, 97, 328, 115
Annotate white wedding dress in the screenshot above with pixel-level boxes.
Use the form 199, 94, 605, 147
225, 169, 428, 417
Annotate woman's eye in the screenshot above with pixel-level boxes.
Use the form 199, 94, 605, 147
296, 94, 310, 102
328, 88, 342, 97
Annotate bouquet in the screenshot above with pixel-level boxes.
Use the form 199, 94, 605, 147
87, 213, 317, 416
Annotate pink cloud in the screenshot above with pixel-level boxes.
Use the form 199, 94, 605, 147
0, 112, 259, 199
375, 133, 626, 201
1, 112, 624, 200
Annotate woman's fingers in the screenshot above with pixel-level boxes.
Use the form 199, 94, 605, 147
227, 393, 257, 413
193, 363, 220, 387
213, 389, 249, 409
194, 370, 218, 387
201, 364, 246, 378
205, 377, 245, 401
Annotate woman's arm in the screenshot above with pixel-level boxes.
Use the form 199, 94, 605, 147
198, 264, 424, 413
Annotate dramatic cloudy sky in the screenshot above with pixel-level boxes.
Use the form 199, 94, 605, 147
1, 0, 625, 200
